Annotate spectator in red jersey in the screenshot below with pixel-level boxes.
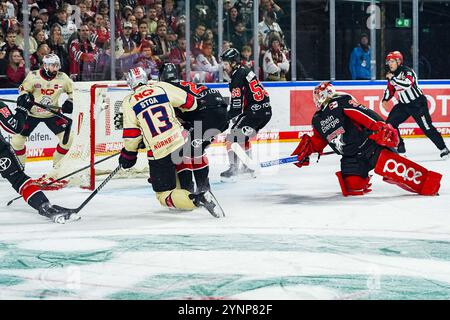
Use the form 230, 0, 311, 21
68, 23, 98, 81
133, 40, 160, 80
168, 35, 195, 77
6, 49, 25, 87
30, 43, 50, 70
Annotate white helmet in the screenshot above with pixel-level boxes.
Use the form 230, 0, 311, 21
126, 67, 148, 90
42, 54, 61, 76
313, 81, 335, 110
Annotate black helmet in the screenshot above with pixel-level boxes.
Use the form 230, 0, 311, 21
220, 48, 241, 65
159, 63, 179, 82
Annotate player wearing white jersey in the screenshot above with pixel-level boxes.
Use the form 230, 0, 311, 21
11, 54, 74, 169
118, 67, 225, 218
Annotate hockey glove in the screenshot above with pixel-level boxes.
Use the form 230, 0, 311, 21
369, 121, 399, 148
61, 100, 73, 114
291, 134, 314, 168
119, 148, 138, 169
17, 93, 34, 111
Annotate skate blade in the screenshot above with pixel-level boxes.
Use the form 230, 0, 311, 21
52, 213, 81, 224
203, 191, 225, 218
220, 175, 237, 183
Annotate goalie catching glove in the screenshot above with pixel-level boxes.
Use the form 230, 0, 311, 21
119, 148, 138, 169
369, 121, 399, 148
291, 134, 315, 168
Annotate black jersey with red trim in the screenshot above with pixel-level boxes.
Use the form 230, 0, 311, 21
311, 94, 383, 156
228, 66, 271, 119
168, 80, 226, 110
0, 102, 26, 135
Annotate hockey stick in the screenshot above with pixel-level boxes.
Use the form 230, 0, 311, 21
231, 142, 335, 170
0, 98, 72, 145
6, 152, 121, 206
69, 164, 122, 214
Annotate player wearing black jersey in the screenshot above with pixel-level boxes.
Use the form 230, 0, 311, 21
291, 82, 442, 197
220, 48, 272, 181
158, 63, 229, 192
383, 51, 449, 159
0, 101, 77, 223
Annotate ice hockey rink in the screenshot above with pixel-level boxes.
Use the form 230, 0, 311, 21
1, 138, 450, 300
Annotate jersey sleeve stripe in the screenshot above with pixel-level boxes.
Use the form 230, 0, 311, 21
0, 121, 16, 134
123, 128, 142, 138
179, 93, 195, 110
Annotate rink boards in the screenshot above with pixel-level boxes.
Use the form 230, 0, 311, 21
1, 80, 450, 161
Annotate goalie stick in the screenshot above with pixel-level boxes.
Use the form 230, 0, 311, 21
0, 98, 72, 145
6, 152, 121, 206
231, 142, 335, 170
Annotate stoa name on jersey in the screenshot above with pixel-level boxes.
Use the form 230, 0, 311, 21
320, 115, 340, 133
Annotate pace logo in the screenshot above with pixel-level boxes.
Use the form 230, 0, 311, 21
383, 159, 423, 185
0, 157, 12, 172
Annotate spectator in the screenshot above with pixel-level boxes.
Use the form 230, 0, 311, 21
194, 41, 219, 81
123, 5, 134, 19
163, 0, 177, 33
133, 6, 145, 23
16, 24, 38, 54
127, 14, 138, 32
258, 10, 284, 49
32, 18, 45, 33
146, 6, 158, 35
47, 24, 70, 74
151, 24, 170, 62
30, 43, 50, 70
154, 2, 163, 19
5, 49, 24, 87
52, 8, 77, 46
191, 23, 206, 57
76, 1, 94, 28
241, 45, 254, 69
259, 0, 284, 20
262, 35, 289, 81
98, 1, 109, 18
29, 4, 40, 24
224, 7, 241, 41
68, 23, 99, 81
234, 0, 253, 28
93, 14, 110, 48
168, 35, 195, 77
349, 33, 371, 80
222, 40, 233, 52
120, 0, 137, 10
95, 40, 122, 80
230, 21, 249, 53
84, 0, 96, 17
133, 41, 160, 80
38, 9, 51, 35
133, 20, 149, 45
116, 21, 140, 74
33, 29, 47, 46
0, 29, 22, 63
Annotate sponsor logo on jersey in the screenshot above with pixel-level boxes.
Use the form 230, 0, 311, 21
231, 88, 241, 98
0, 157, 12, 172
54, 84, 63, 89
0, 107, 11, 118
133, 89, 154, 100
383, 159, 423, 185
241, 126, 254, 136
34, 84, 41, 88
320, 115, 340, 133
246, 71, 256, 82
328, 101, 338, 110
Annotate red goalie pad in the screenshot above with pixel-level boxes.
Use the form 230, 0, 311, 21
375, 149, 442, 196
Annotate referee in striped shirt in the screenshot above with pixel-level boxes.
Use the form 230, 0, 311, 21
382, 51, 449, 159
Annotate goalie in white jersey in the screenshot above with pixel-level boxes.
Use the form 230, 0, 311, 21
11, 54, 74, 170
118, 67, 225, 218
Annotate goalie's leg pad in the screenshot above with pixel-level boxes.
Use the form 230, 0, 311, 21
156, 189, 196, 210
375, 149, 442, 195
336, 171, 371, 196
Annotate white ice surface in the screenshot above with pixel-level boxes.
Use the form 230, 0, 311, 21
1, 138, 450, 300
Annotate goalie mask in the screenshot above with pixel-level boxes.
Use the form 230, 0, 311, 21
126, 67, 148, 90
42, 54, 61, 78
313, 81, 335, 110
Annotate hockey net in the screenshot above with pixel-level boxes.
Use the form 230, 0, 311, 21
46, 81, 149, 190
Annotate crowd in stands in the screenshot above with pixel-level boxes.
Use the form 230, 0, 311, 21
0, 0, 291, 87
